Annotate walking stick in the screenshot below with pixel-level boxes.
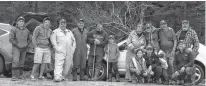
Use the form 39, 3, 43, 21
92, 43, 96, 79
106, 45, 109, 81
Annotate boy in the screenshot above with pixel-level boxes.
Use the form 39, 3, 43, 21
129, 48, 147, 83
30, 17, 52, 80
104, 35, 120, 82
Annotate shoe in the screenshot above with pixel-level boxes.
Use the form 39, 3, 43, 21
46, 73, 53, 79
93, 69, 100, 81
116, 74, 120, 82
30, 76, 36, 81
132, 80, 137, 84
54, 76, 62, 82
163, 81, 169, 85
38, 76, 45, 80
11, 77, 18, 81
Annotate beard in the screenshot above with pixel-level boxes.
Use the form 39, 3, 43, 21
182, 27, 189, 31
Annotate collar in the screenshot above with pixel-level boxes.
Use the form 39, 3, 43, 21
132, 30, 144, 39
58, 28, 69, 32
17, 26, 26, 30
180, 27, 192, 32
78, 27, 84, 32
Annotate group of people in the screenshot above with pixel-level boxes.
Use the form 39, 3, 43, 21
9, 16, 199, 85
125, 20, 199, 85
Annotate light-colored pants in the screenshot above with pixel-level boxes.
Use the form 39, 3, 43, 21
54, 51, 73, 79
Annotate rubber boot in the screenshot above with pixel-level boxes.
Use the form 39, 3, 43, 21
11, 69, 18, 81
72, 70, 77, 81
107, 73, 112, 82
116, 74, 120, 82
93, 69, 100, 81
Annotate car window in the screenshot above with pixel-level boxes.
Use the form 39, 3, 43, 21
0, 29, 8, 36
119, 42, 127, 51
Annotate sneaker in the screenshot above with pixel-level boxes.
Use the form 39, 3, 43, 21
30, 76, 36, 81
11, 77, 18, 81
38, 76, 45, 80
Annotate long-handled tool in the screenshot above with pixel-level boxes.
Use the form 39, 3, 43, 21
92, 43, 96, 79
106, 45, 109, 81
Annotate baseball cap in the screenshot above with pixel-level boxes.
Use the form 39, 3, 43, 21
43, 17, 51, 22
79, 19, 84, 22
146, 44, 153, 50
182, 20, 189, 24
109, 35, 115, 39
17, 16, 25, 21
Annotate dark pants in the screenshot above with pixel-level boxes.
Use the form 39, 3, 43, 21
108, 62, 119, 76
12, 47, 27, 78
177, 66, 195, 83
145, 66, 169, 82
130, 71, 146, 83
88, 55, 103, 70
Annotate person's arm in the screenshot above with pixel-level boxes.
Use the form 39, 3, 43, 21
173, 54, 178, 72
50, 31, 58, 50
129, 60, 136, 73
70, 31, 76, 54
127, 32, 134, 50
115, 44, 120, 58
86, 31, 95, 44
172, 30, 177, 53
9, 28, 18, 46
192, 31, 199, 52
184, 50, 195, 67
96, 32, 108, 47
32, 27, 39, 48
27, 29, 32, 47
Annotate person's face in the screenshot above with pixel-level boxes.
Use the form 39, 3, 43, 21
178, 44, 186, 51
109, 39, 114, 43
77, 21, 84, 29
43, 20, 51, 29
17, 20, 25, 27
160, 21, 167, 30
59, 19, 67, 29
136, 51, 143, 58
146, 49, 153, 55
182, 21, 189, 31
145, 24, 152, 33
136, 25, 143, 34
97, 24, 103, 32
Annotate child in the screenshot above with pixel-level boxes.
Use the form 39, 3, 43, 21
129, 48, 147, 83
104, 35, 120, 82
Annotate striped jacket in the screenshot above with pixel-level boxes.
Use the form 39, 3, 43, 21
176, 27, 199, 52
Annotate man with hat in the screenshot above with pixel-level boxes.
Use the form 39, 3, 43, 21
176, 20, 199, 57
87, 24, 108, 81
172, 40, 195, 85
158, 20, 177, 80
9, 16, 32, 81
72, 19, 88, 81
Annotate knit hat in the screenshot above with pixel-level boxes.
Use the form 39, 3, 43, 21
43, 17, 51, 22
79, 19, 84, 22
134, 48, 146, 54
109, 35, 115, 39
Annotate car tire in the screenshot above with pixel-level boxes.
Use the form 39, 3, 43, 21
195, 64, 204, 85
0, 56, 4, 75
86, 62, 107, 81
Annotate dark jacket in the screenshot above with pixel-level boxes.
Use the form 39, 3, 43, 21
72, 27, 88, 68
32, 24, 52, 48
9, 26, 31, 49
143, 53, 161, 69
87, 29, 108, 56
174, 49, 195, 71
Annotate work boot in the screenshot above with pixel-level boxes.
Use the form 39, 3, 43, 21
116, 74, 120, 82
93, 69, 100, 81
107, 73, 112, 82
18, 69, 24, 79
11, 69, 18, 81
54, 76, 62, 82
72, 70, 77, 81
80, 69, 87, 81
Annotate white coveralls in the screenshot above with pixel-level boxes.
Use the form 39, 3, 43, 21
50, 28, 76, 80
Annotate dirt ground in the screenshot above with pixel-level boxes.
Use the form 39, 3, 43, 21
0, 71, 205, 86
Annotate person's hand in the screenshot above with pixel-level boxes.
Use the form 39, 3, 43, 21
143, 72, 148, 76
135, 69, 140, 75
150, 71, 154, 75
180, 66, 185, 73
94, 39, 100, 44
